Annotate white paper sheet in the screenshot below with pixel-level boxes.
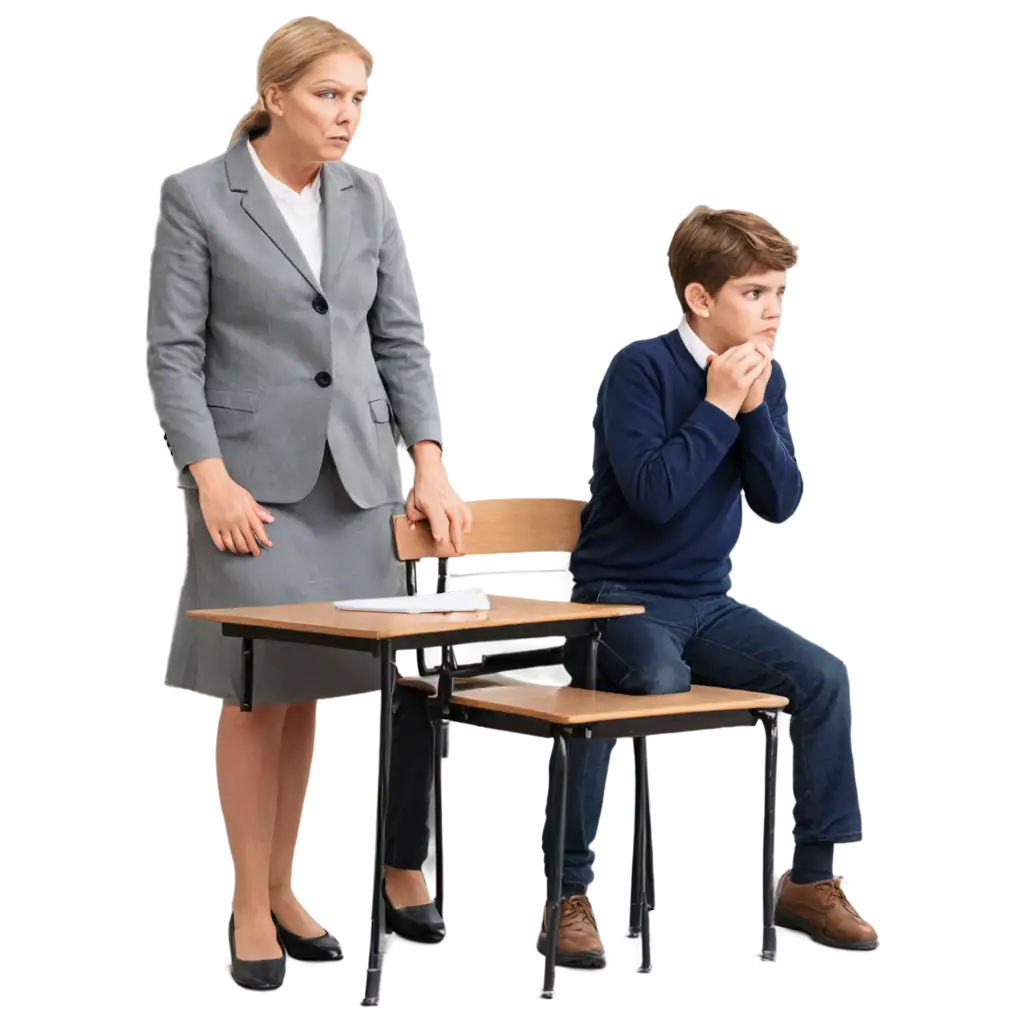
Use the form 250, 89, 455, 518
332, 588, 491, 614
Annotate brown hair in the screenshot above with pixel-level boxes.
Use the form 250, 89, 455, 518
667, 206, 798, 314
229, 17, 374, 146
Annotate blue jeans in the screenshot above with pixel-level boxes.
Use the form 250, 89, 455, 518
542, 582, 862, 895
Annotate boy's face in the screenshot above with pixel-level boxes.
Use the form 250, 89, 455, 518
700, 267, 787, 351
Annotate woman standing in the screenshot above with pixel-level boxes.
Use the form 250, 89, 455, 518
147, 17, 468, 990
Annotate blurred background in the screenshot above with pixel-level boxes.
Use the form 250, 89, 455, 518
2, 4, 1024, 1015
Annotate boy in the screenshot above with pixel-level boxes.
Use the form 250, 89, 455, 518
539, 206, 877, 965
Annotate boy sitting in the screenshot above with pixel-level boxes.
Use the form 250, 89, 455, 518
539, 206, 877, 965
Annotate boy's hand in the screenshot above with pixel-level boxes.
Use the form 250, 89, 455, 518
705, 341, 771, 418
739, 341, 774, 413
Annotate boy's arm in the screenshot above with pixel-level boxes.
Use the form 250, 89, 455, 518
604, 351, 739, 526
735, 361, 803, 523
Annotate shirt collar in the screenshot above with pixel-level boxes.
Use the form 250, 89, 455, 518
247, 139, 322, 204
677, 316, 715, 370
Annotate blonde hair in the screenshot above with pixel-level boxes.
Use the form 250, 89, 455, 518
668, 206, 798, 314
230, 17, 373, 146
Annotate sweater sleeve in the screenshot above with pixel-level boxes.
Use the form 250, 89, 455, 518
735, 362, 803, 523
603, 350, 739, 526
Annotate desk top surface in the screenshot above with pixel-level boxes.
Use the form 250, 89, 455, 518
187, 593, 644, 640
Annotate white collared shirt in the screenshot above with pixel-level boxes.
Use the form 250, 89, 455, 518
247, 140, 324, 284
677, 316, 715, 370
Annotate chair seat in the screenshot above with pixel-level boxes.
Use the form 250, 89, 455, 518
437, 677, 787, 725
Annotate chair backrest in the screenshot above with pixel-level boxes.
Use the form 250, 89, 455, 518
392, 498, 585, 561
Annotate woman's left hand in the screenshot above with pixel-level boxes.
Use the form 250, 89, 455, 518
405, 442, 472, 554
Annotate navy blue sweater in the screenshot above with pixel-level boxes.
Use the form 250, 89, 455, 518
570, 330, 803, 597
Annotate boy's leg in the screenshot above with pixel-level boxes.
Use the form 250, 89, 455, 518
684, 595, 877, 950
539, 589, 691, 966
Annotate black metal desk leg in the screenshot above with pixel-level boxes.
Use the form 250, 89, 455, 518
760, 710, 779, 961
636, 738, 652, 972
363, 640, 396, 1006
629, 738, 643, 937
433, 717, 445, 916
240, 638, 253, 712
542, 733, 568, 999
586, 628, 600, 689
434, 657, 455, 909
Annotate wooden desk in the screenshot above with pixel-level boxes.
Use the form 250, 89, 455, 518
188, 594, 644, 1005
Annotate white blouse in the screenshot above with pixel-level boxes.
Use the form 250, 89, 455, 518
247, 140, 324, 285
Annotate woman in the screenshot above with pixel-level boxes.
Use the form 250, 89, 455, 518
146, 17, 469, 991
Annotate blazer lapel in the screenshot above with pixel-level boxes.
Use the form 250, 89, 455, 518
320, 160, 356, 291
224, 136, 320, 292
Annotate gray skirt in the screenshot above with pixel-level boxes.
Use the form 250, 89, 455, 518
165, 446, 404, 704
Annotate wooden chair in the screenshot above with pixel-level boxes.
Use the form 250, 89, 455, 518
393, 499, 787, 998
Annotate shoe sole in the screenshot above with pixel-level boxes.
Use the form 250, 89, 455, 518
385, 923, 446, 944
774, 909, 879, 951
230, 973, 284, 991
279, 947, 344, 961
552, 950, 606, 966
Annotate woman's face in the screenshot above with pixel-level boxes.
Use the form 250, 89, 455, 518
267, 51, 367, 163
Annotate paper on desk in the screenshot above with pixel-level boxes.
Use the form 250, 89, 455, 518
332, 588, 491, 614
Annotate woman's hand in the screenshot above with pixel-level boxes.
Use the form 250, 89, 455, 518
190, 458, 274, 556
405, 442, 472, 554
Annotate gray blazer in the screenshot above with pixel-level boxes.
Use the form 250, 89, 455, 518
146, 135, 442, 507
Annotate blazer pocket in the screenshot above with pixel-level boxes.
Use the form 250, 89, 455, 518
205, 389, 259, 413
367, 394, 398, 468
369, 398, 391, 424
206, 389, 259, 443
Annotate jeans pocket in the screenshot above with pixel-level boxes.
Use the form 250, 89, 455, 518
597, 581, 647, 607
572, 580, 633, 605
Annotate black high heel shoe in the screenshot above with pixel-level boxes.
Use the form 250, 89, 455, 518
228, 914, 286, 990
384, 893, 446, 944
271, 912, 343, 961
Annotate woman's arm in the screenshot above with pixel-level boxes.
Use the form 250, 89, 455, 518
146, 174, 272, 555
366, 174, 443, 450
146, 174, 223, 473
366, 175, 470, 550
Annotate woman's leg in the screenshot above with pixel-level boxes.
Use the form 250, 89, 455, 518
268, 700, 326, 937
216, 700, 288, 959
219, 681, 434, 943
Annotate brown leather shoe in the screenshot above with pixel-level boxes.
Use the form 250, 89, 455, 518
775, 872, 879, 950
536, 895, 606, 968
